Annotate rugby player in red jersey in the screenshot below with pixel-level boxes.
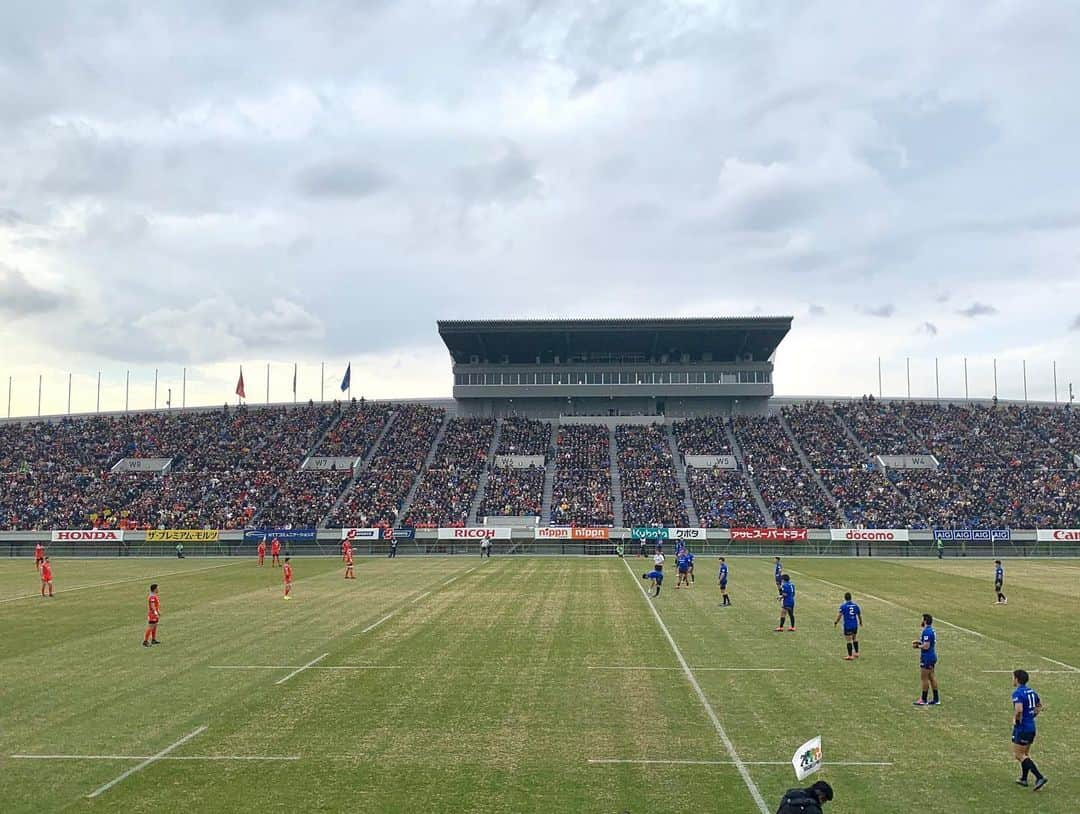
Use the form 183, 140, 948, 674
270, 537, 282, 567
40, 557, 54, 597
344, 543, 355, 580
35, 542, 45, 571
283, 557, 293, 599
257, 539, 266, 566
143, 583, 161, 646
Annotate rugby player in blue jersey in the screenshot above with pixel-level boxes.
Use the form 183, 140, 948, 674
774, 556, 783, 595
718, 557, 730, 606
642, 568, 664, 597
834, 592, 862, 660
686, 549, 695, 583
994, 560, 1007, 605
912, 613, 940, 706
1010, 669, 1047, 791
675, 551, 691, 589
775, 574, 795, 631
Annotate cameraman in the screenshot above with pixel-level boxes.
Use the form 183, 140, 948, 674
776, 780, 833, 813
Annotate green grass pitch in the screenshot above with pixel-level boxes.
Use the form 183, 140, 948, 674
1, 555, 1078, 813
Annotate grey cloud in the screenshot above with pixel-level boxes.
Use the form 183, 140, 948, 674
808, 304, 826, 316
957, 302, 997, 318
0, 208, 22, 226
1070, 315, 1080, 331
0, 264, 67, 317
296, 160, 391, 199
862, 304, 896, 318
454, 143, 539, 207
920, 321, 938, 336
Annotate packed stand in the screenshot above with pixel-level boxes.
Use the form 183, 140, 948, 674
258, 470, 354, 528
404, 418, 494, 527
478, 466, 544, 518
732, 416, 837, 527
616, 424, 688, 527
496, 417, 552, 456
328, 405, 446, 528
672, 416, 732, 456
0, 471, 150, 530
833, 398, 926, 456
551, 425, 613, 526
316, 401, 394, 458
686, 467, 764, 527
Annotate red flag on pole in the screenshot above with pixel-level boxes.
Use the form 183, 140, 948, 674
235, 367, 246, 399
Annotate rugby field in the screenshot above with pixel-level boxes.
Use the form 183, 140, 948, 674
1, 555, 1078, 813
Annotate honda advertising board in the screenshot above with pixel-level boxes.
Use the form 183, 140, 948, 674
51, 529, 124, 542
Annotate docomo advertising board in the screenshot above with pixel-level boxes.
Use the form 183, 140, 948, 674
1036, 529, 1080, 542
534, 527, 610, 540
51, 529, 124, 542
829, 528, 910, 542
730, 527, 808, 542
437, 527, 513, 540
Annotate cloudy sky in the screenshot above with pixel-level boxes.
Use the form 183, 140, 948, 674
2, 0, 1079, 416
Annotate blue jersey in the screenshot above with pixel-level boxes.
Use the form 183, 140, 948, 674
686, 552, 695, 566
919, 625, 936, 662
839, 601, 861, 630
774, 562, 782, 582
676, 555, 690, 573
719, 563, 729, 582
644, 569, 664, 584
780, 581, 795, 607
995, 565, 1004, 583
675, 541, 687, 554
1012, 686, 1040, 730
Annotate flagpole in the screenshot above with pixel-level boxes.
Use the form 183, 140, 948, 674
67, 372, 72, 415
349, 361, 352, 401
96, 371, 101, 413
182, 367, 186, 409
125, 370, 130, 412
293, 362, 297, 404
37, 374, 42, 416
266, 362, 270, 404
154, 368, 159, 410
8, 375, 12, 418
320, 362, 325, 403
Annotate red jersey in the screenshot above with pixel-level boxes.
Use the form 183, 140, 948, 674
271, 539, 281, 555
147, 593, 160, 622
283, 563, 293, 582
35, 544, 44, 559
345, 550, 353, 565
41, 562, 52, 581
257, 541, 266, 555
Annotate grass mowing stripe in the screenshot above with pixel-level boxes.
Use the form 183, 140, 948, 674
620, 557, 769, 814
588, 758, 893, 767
588, 666, 787, 672
787, 566, 1080, 669
14, 754, 299, 761
85, 724, 208, 799
274, 653, 329, 685
0, 561, 244, 604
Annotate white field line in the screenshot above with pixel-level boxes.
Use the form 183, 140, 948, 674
14, 754, 299, 761
462, 567, 477, 575
787, 568, 1080, 670
210, 665, 401, 671
588, 758, 893, 767
360, 614, 394, 634
588, 666, 786, 672
0, 562, 243, 605
441, 576, 457, 586
274, 653, 329, 685
982, 670, 1078, 674
86, 725, 208, 799
621, 558, 769, 814
410, 591, 431, 604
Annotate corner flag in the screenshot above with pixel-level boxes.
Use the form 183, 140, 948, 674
792, 736, 823, 781
235, 367, 246, 399
340, 363, 351, 393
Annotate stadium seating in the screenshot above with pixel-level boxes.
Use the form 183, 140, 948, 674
2, 400, 1079, 530
616, 424, 688, 527
551, 425, 613, 526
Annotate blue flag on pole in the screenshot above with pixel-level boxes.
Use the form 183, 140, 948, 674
340, 363, 351, 392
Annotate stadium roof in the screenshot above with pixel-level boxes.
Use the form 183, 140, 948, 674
437, 317, 792, 364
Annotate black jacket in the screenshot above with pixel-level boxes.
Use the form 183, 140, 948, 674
776, 787, 824, 814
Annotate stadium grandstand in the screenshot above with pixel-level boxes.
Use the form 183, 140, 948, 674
1, 318, 1079, 549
